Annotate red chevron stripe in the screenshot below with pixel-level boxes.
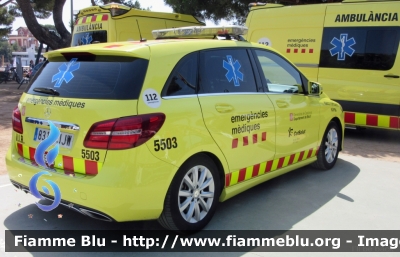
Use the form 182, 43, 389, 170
344, 112, 355, 124
232, 138, 238, 149
17, 143, 23, 157
252, 134, 257, 144
252, 164, 260, 177
243, 136, 248, 146
238, 168, 247, 183
277, 157, 285, 169
288, 154, 295, 165
225, 173, 231, 187
63, 156, 74, 171
265, 160, 273, 173
366, 114, 378, 126
390, 117, 399, 129
85, 160, 98, 175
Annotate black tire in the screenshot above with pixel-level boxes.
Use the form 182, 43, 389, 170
158, 154, 221, 233
312, 121, 340, 170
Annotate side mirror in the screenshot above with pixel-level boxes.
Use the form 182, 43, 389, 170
308, 81, 322, 96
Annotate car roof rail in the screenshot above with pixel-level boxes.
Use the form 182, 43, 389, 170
152, 25, 248, 41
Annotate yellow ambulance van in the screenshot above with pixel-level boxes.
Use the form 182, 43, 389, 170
72, 2, 205, 46
246, 0, 400, 130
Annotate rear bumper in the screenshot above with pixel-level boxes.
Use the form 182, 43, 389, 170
5, 143, 178, 222
10, 179, 115, 222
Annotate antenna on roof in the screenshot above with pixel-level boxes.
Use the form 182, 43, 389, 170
136, 19, 147, 42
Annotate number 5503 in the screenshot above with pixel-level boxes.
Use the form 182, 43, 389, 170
154, 137, 178, 151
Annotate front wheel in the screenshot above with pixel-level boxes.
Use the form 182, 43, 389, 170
158, 154, 221, 232
312, 121, 340, 170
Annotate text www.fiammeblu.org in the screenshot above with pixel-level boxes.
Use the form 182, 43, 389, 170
121, 235, 400, 250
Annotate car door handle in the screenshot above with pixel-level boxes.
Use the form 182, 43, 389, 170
384, 74, 399, 78
215, 104, 234, 113
276, 100, 289, 108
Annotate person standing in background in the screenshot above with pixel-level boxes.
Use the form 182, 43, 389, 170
29, 60, 34, 69
4, 64, 10, 72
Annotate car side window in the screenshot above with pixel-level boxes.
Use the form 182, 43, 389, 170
319, 27, 399, 70
254, 50, 304, 94
162, 52, 198, 97
198, 49, 257, 94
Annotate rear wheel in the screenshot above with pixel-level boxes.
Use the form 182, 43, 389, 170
312, 121, 340, 170
158, 154, 220, 232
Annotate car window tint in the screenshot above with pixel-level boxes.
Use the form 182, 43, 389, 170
26, 57, 148, 100
320, 27, 399, 70
199, 49, 257, 94
162, 53, 197, 96
254, 50, 303, 94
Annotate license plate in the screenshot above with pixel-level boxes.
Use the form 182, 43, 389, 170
34, 128, 74, 149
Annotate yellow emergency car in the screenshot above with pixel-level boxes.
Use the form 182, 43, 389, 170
6, 26, 344, 232
246, 0, 400, 130
72, 2, 205, 46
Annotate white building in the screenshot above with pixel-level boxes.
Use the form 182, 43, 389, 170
12, 44, 43, 66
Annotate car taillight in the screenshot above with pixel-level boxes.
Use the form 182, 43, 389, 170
84, 113, 166, 150
12, 106, 23, 134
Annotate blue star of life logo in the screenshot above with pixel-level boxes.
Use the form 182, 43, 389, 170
330, 34, 356, 61
81, 33, 92, 45
51, 58, 80, 88
223, 55, 244, 87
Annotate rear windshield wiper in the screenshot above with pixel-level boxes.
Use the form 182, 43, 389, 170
33, 87, 60, 96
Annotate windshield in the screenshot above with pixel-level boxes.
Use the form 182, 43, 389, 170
71, 31, 107, 46
26, 56, 148, 100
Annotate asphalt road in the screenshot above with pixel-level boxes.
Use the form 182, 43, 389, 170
1, 145, 400, 256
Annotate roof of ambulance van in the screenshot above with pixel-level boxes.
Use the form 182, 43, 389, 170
248, 0, 398, 10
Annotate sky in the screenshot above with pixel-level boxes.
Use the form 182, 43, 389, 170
11, 0, 228, 35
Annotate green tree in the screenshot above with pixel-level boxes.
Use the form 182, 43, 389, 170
91, 0, 150, 10
12, 43, 19, 52
164, 0, 254, 25
12, 0, 150, 50
6, 0, 70, 50
0, 2, 15, 37
0, 39, 12, 62
42, 24, 59, 36
164, 0, 341, 25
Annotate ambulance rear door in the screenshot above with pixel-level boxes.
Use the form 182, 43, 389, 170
72, 14, 112, 46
